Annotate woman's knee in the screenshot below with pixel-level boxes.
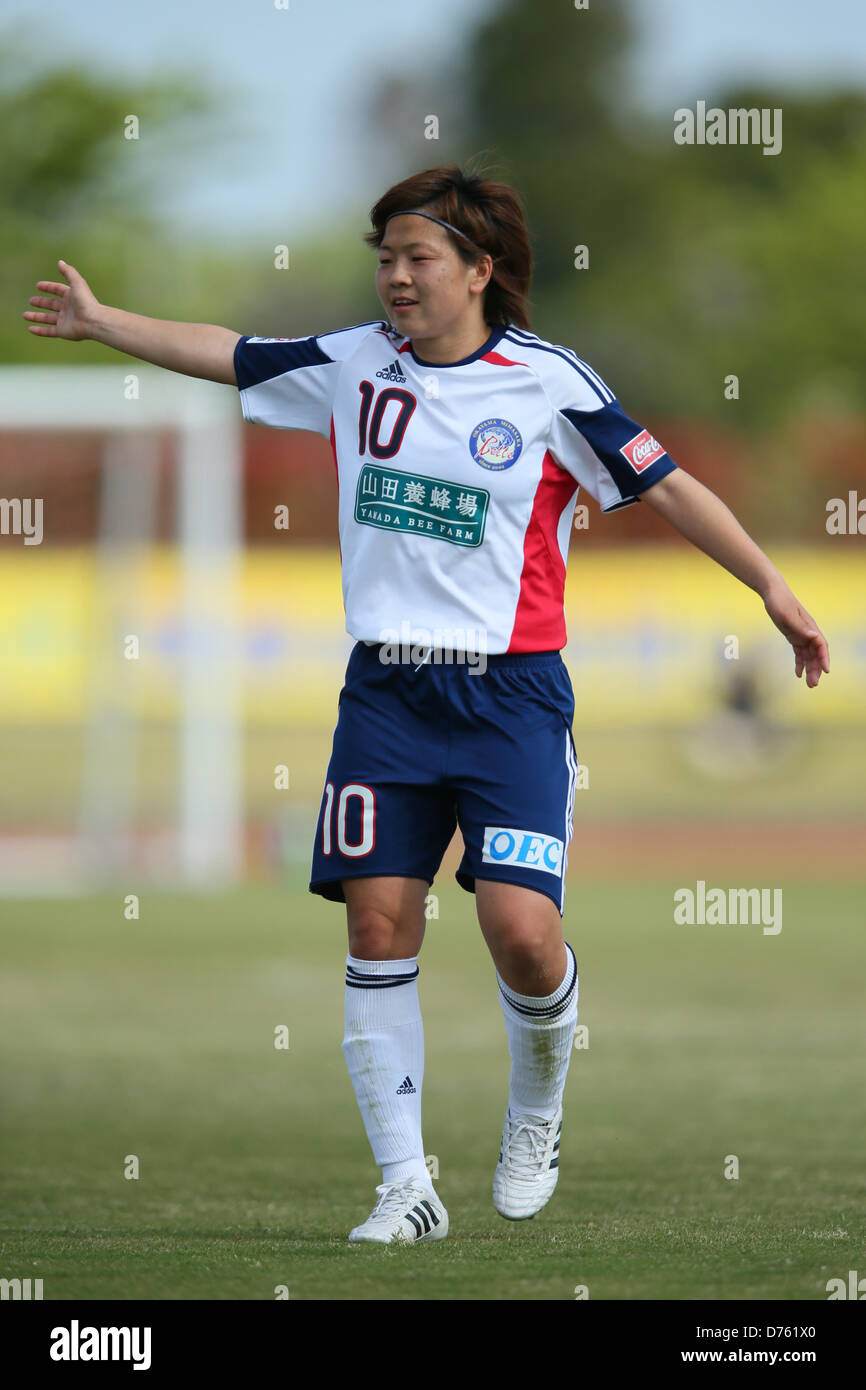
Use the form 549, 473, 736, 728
344, 877, 428, 959
491, 921, 558, 969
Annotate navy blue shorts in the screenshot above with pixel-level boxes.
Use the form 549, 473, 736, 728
309, 642, 579, 915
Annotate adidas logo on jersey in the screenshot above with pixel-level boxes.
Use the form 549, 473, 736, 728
376, 359, 407, 383
396, 1075, 416, 1095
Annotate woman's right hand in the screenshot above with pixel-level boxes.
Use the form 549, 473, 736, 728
22, 262, 241, 382
23, 260, 99, 341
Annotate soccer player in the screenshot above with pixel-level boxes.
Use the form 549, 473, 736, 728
24, 165, 829, 1246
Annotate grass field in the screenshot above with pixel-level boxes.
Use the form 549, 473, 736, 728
2, 868, 865, 1301
3, 725, 866, 826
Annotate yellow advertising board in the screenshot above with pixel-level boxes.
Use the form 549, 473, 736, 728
0, 546, 859, 726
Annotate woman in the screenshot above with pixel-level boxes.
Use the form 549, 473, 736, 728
24, 165, 829, 1247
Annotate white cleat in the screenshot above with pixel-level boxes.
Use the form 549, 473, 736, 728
348, 1179, 449, 1245
493, 1106, 562, 1220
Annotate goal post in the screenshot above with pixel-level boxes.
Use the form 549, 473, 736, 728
0, 365, 243, 889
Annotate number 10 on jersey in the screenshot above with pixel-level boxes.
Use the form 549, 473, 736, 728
322, 782, 376, 857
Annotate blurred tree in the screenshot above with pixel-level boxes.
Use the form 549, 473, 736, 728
459, 0, 637, 302
0, 30, 249, 361
448, 0, 866, 440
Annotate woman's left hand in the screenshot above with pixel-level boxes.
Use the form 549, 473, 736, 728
763, 582, 830, 687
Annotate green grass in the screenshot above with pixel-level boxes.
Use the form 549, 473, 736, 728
1, 874, 865, 1300
3, 724, 866, 825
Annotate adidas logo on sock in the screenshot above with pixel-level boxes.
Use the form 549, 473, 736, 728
395, 1074, 416, 1095
376, 359, 407, 382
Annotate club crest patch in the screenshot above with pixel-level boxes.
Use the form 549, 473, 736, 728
469, 418, 523, 471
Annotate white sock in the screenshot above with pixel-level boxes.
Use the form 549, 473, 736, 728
341, 954, 432, 1190
496, 943, 578, 1120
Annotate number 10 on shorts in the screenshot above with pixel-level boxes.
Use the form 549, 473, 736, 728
322, 782, 376, 857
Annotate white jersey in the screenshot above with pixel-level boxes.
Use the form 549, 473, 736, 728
234, 320, 677, 653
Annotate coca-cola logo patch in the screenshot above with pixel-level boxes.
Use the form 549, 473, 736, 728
620, 428, 666, 473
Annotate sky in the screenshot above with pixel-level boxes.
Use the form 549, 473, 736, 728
3, 0, 865, 237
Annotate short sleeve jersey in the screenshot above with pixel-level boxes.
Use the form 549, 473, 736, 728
234, 320, 677, 653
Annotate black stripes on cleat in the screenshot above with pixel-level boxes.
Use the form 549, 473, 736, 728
403, 1201, 440, 1238
419, 1199, 440, 1227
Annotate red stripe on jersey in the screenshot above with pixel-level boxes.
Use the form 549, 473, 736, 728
394, 345, 524, 365
329, 414, 343, 570
480, 350, 523, 367
507, 450, 578, 652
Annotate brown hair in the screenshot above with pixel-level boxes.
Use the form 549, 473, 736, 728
363, 163, 533, 331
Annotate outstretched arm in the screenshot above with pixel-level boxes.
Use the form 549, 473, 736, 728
23, 260, 241, 385
641, 468, 830, 688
